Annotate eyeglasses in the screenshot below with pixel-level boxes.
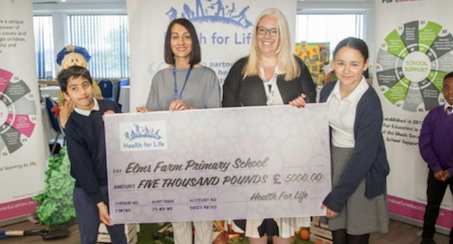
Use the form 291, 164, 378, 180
257, 27, 279, 37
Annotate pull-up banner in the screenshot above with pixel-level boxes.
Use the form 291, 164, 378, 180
0, 0, 46, 221
374, 0, 453, 231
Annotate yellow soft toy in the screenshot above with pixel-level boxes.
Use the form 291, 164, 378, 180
55, 45, 103, 127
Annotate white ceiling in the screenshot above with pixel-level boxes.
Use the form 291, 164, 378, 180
302, 0, 373, 2
33, 0, 125, 3
33, 0, 374, 4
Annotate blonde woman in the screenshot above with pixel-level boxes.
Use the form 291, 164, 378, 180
222, 8, 316, 244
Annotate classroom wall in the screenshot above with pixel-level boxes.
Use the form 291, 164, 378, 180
32, 1, 376, 75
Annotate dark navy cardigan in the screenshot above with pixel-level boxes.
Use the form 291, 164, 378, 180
65, 99, 121, 204
320, 81, 390, 213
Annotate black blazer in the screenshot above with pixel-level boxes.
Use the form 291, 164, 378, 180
222, 56, 316, 107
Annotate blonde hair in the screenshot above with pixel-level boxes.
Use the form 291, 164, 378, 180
244, 8, 300, 81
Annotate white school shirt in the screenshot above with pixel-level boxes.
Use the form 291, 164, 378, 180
73, 98, 99, 116
326, 77, 369, 148
444, 103, 453, 113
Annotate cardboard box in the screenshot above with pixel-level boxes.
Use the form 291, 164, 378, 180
97, 223, 139, 243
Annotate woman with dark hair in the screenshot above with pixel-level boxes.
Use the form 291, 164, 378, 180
137, 18, 220, 113
137, 18, 220, 244
319, 37, 390, 244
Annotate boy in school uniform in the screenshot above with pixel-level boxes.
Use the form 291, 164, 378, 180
57, 65, 127, 244
419, 71, 453, 244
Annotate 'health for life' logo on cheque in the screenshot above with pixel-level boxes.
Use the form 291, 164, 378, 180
119, 121, 167, 151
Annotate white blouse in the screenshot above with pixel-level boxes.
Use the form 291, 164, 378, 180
270, 83, 284, 105
326, 77, 369, 148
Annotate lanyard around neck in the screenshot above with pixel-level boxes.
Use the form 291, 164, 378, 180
259, 63, 279, 105
173, 66, 193, 100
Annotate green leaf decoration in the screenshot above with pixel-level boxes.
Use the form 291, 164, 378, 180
32, 146, 76, 226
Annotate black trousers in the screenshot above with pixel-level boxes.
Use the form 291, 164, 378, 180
422, 169, 453, 240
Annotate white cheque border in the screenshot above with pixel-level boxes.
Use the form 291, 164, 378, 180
105, 104, 330, 224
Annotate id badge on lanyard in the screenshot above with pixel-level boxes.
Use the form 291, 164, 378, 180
259, 64, 279, 105
173, 66, 193, 100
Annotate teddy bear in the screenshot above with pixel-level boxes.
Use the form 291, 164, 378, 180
55, 45, 103, 127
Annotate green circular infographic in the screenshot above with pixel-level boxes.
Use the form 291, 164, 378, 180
0, 68, 36, 157
376, 20, 453, 112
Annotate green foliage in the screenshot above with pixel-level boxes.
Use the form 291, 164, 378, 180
32, 147, 76, 226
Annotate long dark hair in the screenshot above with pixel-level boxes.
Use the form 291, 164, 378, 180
164, 18, 201, 66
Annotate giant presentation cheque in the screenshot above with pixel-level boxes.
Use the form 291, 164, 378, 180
104, 104, 331, 223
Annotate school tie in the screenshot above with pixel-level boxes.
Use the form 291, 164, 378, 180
447, 106, 452, 115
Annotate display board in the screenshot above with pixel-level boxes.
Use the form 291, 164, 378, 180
377, 20, 453, 112
375, 0, 453, 231
296, 42, 330, 86
0, 69, 37, 155
0, 0, 46, 222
